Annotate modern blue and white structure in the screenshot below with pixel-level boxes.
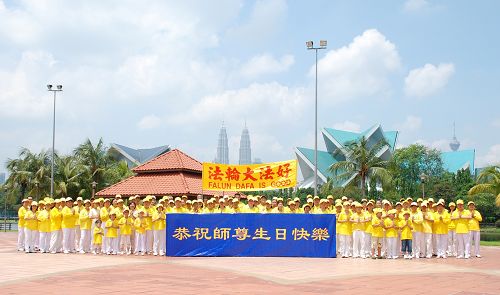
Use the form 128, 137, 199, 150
215, 123, 229, 164
239, 124, 252, 165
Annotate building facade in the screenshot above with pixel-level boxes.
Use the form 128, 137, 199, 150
239, 125, 252, 164
215, 123, 229, 164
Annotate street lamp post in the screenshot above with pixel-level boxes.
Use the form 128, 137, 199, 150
3, 186, 6, 232
92, 181, 97, 199
420, 173, 427, 199
34, 181, 39, 201
306, 40, 327, 197
47, 84, 62, 198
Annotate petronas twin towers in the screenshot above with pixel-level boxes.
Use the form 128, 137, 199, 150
215, 123, 252, 165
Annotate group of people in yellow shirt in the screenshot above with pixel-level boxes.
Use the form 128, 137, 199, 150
17, 193, 482, 259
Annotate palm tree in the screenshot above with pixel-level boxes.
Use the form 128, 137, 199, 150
468, 165, 500, 207
328, 136, 392, 197
55, 156, 83, 198
74, 138, 110, 188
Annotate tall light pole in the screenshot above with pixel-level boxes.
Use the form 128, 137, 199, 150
92, 181, 97, 199
420, 173, 427, 199
306, 40, 327, 197
47, 84, 62, 198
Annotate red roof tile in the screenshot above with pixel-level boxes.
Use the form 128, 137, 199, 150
132, 149, 201, 173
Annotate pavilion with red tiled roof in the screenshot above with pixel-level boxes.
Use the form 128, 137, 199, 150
96, 149, 239, 198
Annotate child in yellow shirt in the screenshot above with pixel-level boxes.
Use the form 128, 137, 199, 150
134, 210, 146, 255
105, 212, 119, 255
92, 220, 103, 254
400, 211, 413, 259
384, 209, 398, 259
119, 208, 133, 255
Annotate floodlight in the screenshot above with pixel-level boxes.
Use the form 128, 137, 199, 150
306, 41, 313, 49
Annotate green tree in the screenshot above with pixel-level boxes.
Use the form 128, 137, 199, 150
55, 156, 84, 198
73, 138, 111, 194
468, 166, 500, 207
388, 144, 444, 197
453, 168, 475, 197
328, 136, 392, 197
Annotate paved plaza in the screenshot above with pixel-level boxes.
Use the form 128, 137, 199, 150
0, 232, 499, 294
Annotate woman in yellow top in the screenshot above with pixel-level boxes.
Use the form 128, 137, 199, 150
350, 203, 366, 258
100, 199, 112, 254
451, 199, 471, 259
447, 202, 457, 257
467, 201, 482, 258
134, 210, 146, 255
420, 202, 434, 258
384, 209, 399, 259
17, 198, 30, 251
78, 200, 93, 254
399, 211, 413, 259
36, 201, 51, 253
119, 208, 134, 255
105, 211, 120, 255
363, 202, 374, 258
337, 203, 351, 258
152, 205, 166, 256
49, 199, 63, 253
433, 202, 450, 258
61, 198, 77, 254
24, 201, 38, 253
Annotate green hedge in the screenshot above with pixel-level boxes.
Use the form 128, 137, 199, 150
480, 232, 500, 241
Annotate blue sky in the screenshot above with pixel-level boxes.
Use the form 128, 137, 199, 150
0, 0, 499, 176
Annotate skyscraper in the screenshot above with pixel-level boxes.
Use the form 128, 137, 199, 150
215, 123, 229, 164
239, 124, 252, 164
449, 122, 460, 151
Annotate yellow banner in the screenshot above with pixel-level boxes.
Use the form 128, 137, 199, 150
202, 160, 297, 191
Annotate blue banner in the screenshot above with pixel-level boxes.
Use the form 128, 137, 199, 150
166, 213, 336, 257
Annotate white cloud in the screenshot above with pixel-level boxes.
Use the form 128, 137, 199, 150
240, 54, 294, 78
477, 144, 500, 167
332, 121, 361, 133
314, 29, 401, 103
404, 0, 429, 12
404, 63, 455, 97
137, 115, 162, 130
396, 115, 422, 132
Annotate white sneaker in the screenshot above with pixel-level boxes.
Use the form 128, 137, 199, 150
79, 250, 85, 254
92, 250, 96, 254
465, 255, 470, 259
141, 252, 145, 256
63, 250, 69, 254
476, 254, 482, 258
457, 255, 463, 259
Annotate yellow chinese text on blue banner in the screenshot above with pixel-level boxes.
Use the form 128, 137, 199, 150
202, 160, 297, 191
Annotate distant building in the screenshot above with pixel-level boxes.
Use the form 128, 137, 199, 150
0, 172, 5, 185
253, 158, 263, 164
108, 143, 171, 168
239, 124, 252, 164
215, 123, 229, 164
441, 123, 475, 174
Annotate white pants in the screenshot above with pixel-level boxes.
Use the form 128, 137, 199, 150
79, 229, 91, 252
120, 235, 131, 253
435, 234, 448, 257
364, 233, 372, 256
470, 231, 480, 256
153, 230, 166, 255
74, 226, 81, 250
50, 230, 62, 253
432, 232, 437, 255
34, 231, 39, 249
352, 230, 365, 257
102, 224, 108, 253
17, 227, 25, 250
146, 230, 153, 253
412, 231, 422, 258
423, 233, 433, 257
134, 233, 146, 253
335, 234, 338, 254
338, 234, 350, 257
24, 228, 35, 252
456, 233, 470, 258
107, 237, 118, 254
39, 232, 50, 252
62, 228, 76, 252
447, 230, 456, 256
386, 237, 398, 258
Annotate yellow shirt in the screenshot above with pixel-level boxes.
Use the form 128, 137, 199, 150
337, 211, 351, 235
371, 216, 384, 238
384, 218, 398, 238
134, 217, 146, 234
100, 206, 110, 222
399, 219, 413, 240
243, 205, 259, 213
143, 207, 154, 231
468, 210, 482, 231
74, 205, 82, 226
172, 207, 187, 213
452, 210, 471, 234
61, 206, 77, 229
36, 210, 51, 232
93, 227, 103, 244
152, 210, 166, 231
421, 211, 434, 234
448, 210, 457, 230
78, 208, 92, 230
18, 206, 27, 228
410, 211, 423, 232
50, 207, 62, 231
119, 216, 134, 235
105, 219, 119, 238
350, 212, 365, 231
364, 211, 373, 234
433, 211, 451, 234
24, 211, 38, 231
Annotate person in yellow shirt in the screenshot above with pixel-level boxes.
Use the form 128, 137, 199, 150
105, 211, 120, 255
468, 201, 482, 258
312, 196, 321, 213
92, 220, 103, 254
447, 202, 457, 257
409, 202, 423, 258
350, 202, 366, 258
78, 200, 92, 254
49, 199, 63, 253
288, 201, 299, 213
134, 210, 146, 255
61, 197, 77, 254
17, 198, 30, 251
243, 197, 259, 213
272, 200, 286, 213
119, 208, 134, 255
24, 201, 39, 253
400, 211, 413, 259
74, 197, 83, 252
152, 205, 166, 256
433, 202, 450, 258
451, 199, 471, 259
36, 201, 51, 253
363, 202, 374, 258
337, 203, 351, 258
371, 209, 384, 259
420, 201, 434, 258
384, 209, 398, 259
100, 199, 112, 253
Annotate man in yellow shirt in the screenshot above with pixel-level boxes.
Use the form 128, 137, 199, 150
17, 199, 30, 251
409, 202, 423, 258
433, 202, 450, 258
371, 209, 384, 258
384, 209, 398, 259
36, 201, 51, 253
350, 202, 366, 258
134, 210, 146, 255
337, 203, 351, 258
468, 201, 482, 258
447, 202, 457, 257
74, 197, 84, 252
363, 202, 374, 258
105, 211, 119, 255
100, 198, 112, 253
61, 197, 77, 254
78, 200, 92, 254
451, 199, 471, 259
49, 199, 63, 253
420, 201, 434, 258
152, 204, 166, 256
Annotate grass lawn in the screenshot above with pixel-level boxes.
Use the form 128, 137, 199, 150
480, 240, 500, 246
